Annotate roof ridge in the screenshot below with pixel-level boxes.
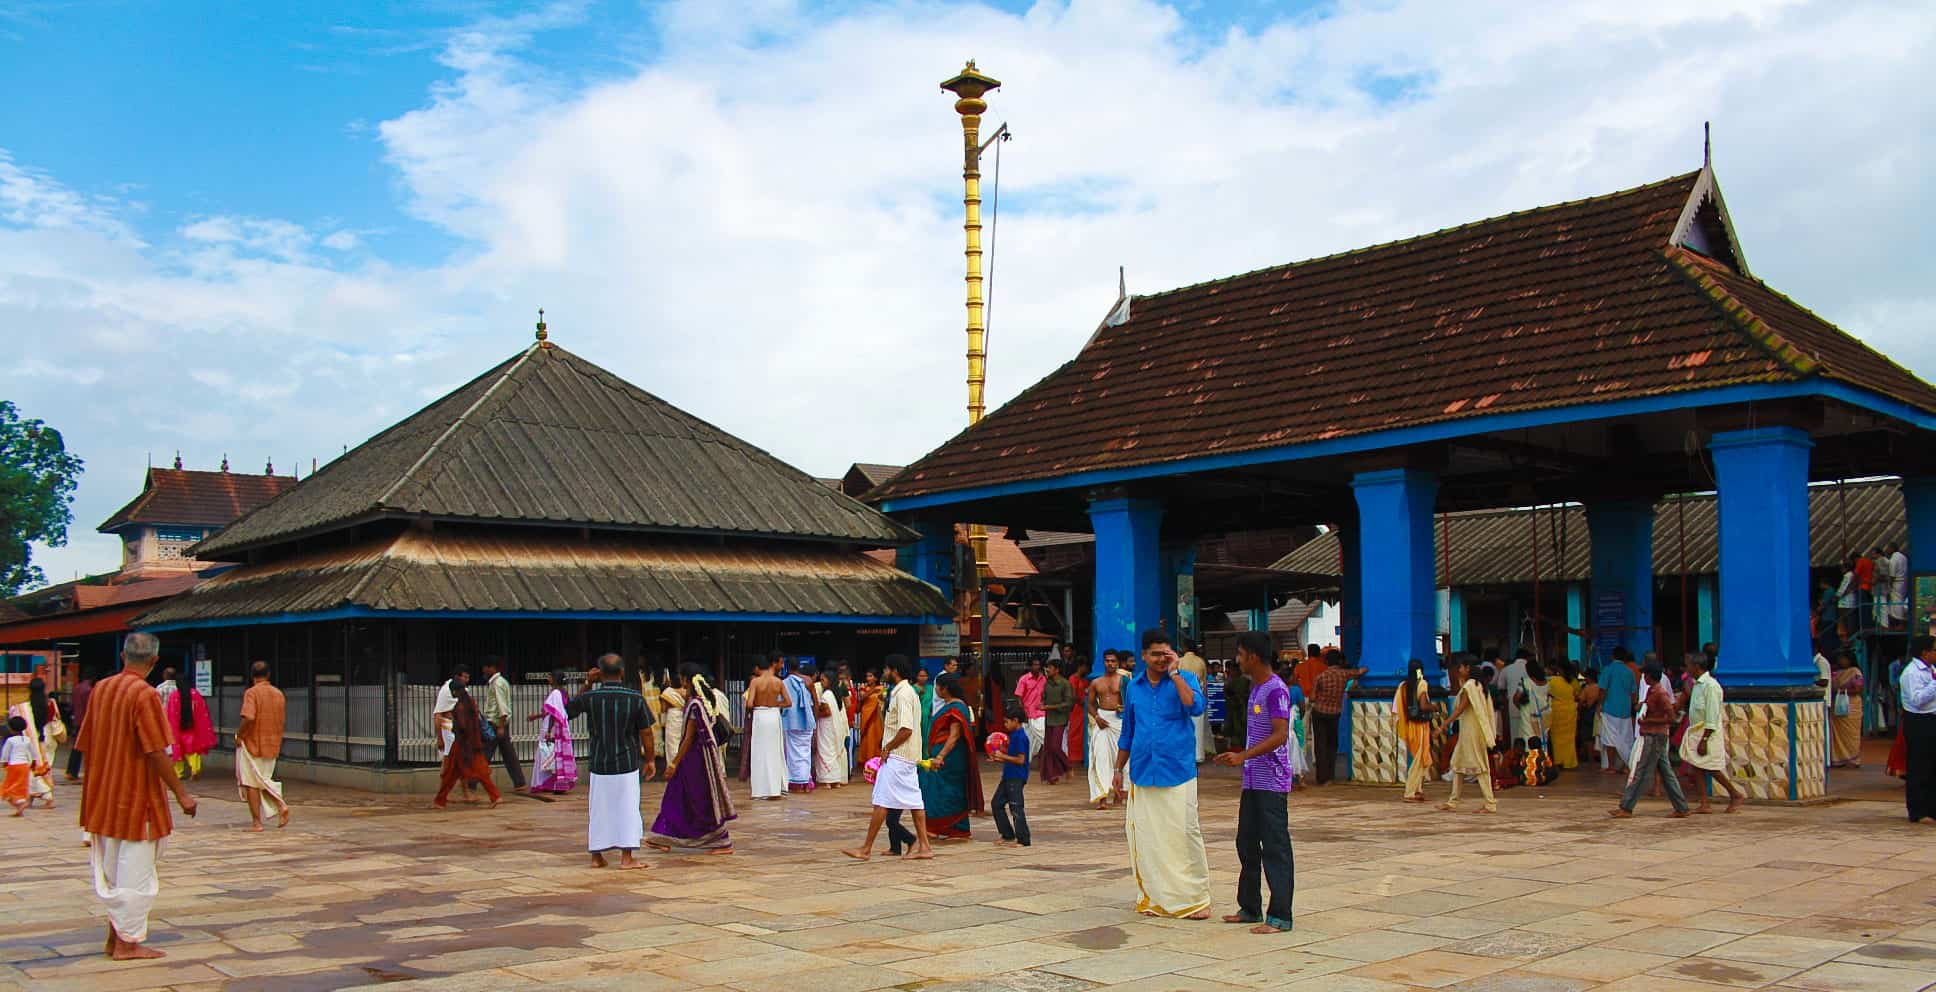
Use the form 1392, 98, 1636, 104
1132, 170, 1703, 305
1661, 247, 1819, 377
376, 342, 543, 509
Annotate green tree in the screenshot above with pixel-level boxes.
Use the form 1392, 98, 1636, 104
0, 401, 84, 596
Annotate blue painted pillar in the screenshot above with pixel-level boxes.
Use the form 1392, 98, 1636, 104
1696, 576, 1717, 649
1338, 524, 1362, 660
1089, 493, 1165, 679
897, 521, 957, 671
1566, 582, 1585, 663
1711, 426, 1814, 685
1247, 606, 1269, 634
1446, 588, 1467, 657
1906, 476, 1936, 576
1160, 546, 1198, 646
1587, 500, 1656, 658
1351, 468, 1440, 687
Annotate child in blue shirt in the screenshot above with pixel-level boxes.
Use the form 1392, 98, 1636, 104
993, 700, 1031, 847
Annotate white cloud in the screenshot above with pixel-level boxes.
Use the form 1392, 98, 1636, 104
6, 0, 1934, 586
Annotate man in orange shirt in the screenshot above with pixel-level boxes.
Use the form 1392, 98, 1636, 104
1293, 644, 1328, 700
236, 660, 290, 831
75, 631, 198, 960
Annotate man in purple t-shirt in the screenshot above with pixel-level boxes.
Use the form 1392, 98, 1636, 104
1214, 631, 1295, 933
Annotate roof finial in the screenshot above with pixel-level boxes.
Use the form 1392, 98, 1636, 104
173, 450, 182, 470
1118, 265, 1126, 301
1703, 121, 1711, 169
221, 453, 229, 473
535, 307, 549, 346
265, 457, 275, 476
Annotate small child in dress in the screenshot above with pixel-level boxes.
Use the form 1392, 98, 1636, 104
2, 716, 33, 816
992, 700, 1031, 848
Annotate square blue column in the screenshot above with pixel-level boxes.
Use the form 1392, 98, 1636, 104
1587, 500, 1656, 659
1350, 468, 1439, 687
1338, 523, 1362, 661
1444, 587, 1465, 657
1696, 576, 1717, 648
1711, 426, 1814, 685
896, 521, 957, 668
1090, 494, 1164, 679
1906, 476, 1936, 576
1566, 582, 1585, 663
1161, 546, 1198, 645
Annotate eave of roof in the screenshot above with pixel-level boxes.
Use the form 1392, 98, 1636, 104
137, 529, 951, 630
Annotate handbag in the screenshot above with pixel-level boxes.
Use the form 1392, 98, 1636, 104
1404, 686, 1431, 724
479, 719, 498, 745
45, 714, 67, 744
1832, 691, 1850, 718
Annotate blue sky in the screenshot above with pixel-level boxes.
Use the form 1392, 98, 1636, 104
2, 0, 1932, 587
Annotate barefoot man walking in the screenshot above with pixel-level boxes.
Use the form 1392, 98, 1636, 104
568, 654, 654, 869
76, 631, 198, 960
843, 655, 934, 862
236, 661, 290, 831
1087, 651, 1125, 809
1113, 629, 1212, 920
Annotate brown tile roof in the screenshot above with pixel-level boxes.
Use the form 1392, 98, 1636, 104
197, 344, 915, 558
137, 529, 951, 627
98, 469, 297, 532
1273, 478, 1905, 585
873, 170, 1936, 502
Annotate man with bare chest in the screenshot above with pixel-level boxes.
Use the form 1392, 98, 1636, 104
746, 657, 790, 800
1088, 651, 1127, 809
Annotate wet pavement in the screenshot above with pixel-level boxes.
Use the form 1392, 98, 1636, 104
3, 763, 1934, 991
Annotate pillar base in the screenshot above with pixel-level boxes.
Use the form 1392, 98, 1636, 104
1342, 686, 1826, 802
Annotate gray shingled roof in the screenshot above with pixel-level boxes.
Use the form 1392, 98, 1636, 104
198, 343, 915, 558
139, 530, 951, 627
1274, 479, 1904, 585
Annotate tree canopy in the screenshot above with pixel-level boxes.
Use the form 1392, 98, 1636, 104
0, 401, 84, 596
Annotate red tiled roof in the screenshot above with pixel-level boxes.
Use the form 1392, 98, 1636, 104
874, 170, 1936, 502
98, 469, 297, 532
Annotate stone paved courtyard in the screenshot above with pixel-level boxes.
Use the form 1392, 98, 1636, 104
5, 765, 1936, 992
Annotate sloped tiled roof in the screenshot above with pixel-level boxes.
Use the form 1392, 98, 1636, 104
199, 343, 915, 558
850, 463, 904, 488
1274, 479, 1905, 585
874, 169, 1936, 502
99, 469, 297, 532
139, 530, 950, 627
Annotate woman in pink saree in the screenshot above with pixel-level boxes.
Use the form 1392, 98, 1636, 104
527, 669, 578, 794
168, 673, 216, 781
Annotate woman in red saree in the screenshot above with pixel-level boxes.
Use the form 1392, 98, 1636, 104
919, 674, 983, 840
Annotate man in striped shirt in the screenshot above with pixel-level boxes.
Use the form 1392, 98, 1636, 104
566, 654, 653, 868
75, 631, 198, 960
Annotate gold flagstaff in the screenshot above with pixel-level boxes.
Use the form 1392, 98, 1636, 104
940, 59, 999, 590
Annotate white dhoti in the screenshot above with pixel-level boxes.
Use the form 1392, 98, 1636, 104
1598, 715, 1635, 766
750, 708, 787, 798
587, 772, 643, 852
1088, 711, 1121, 803
785, 728, 813, 787
1124, 779, 1211, 918
235, 744, 285, 818
870, 754, 924, 810
1686, 729, 1729, 773
1027, 716, 1046, 762
91, 835, 161, 942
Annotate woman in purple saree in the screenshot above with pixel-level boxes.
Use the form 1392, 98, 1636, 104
527, 669, 579, 794
649, 664, 737, 854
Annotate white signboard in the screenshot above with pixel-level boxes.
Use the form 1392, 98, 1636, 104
194, 658, 213, 697
918, 623, 960, 658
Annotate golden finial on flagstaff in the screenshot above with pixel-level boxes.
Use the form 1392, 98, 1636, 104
535, 307, 550, 348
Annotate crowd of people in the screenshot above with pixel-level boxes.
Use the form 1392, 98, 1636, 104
38, 622, 1936, 966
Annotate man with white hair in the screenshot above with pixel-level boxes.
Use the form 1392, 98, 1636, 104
75, 631, 198, 960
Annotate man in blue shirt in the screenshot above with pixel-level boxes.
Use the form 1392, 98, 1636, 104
1112, 628, 1211, 920
1597, 647, 1638, 774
